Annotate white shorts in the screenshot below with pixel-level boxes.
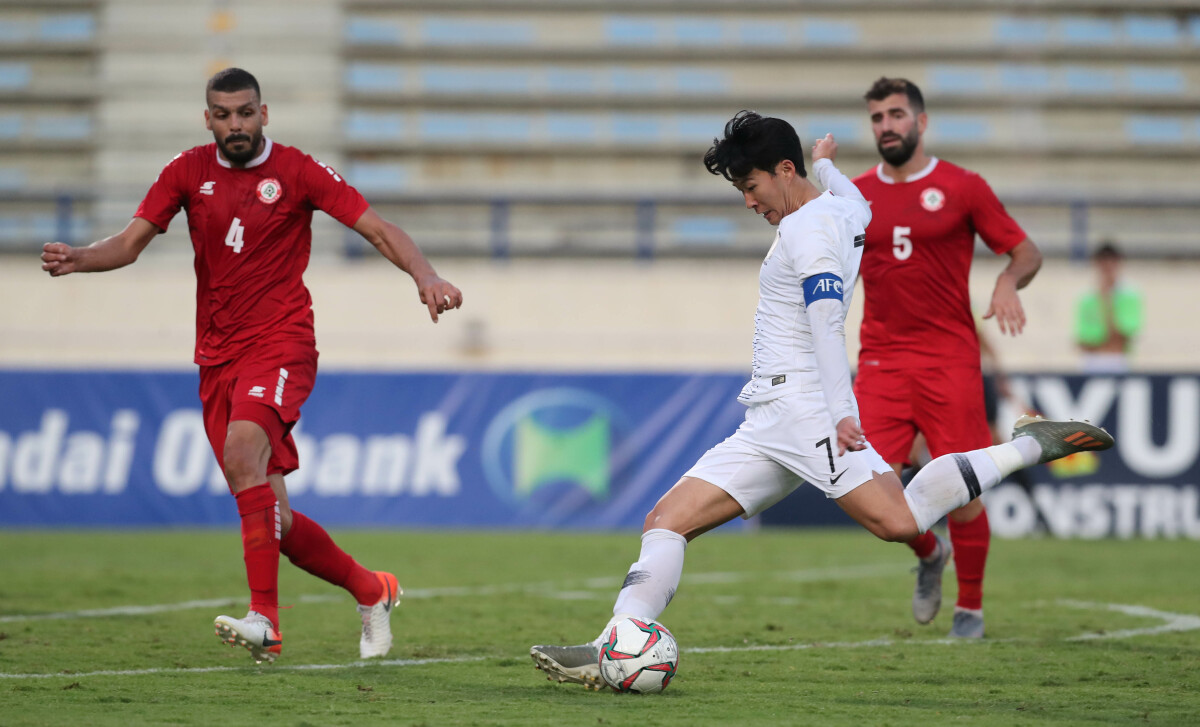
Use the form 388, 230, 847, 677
684, 389, 892, 518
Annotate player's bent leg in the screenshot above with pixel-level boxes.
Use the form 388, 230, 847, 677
947, 500, 988, 637
835, 471, 921, 543
532, 477, 742, 691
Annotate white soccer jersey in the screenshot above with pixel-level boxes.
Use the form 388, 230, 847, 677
738, 162, 872, 429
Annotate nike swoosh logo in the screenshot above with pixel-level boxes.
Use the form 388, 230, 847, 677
830, 470, 848, 485
263, 635, 282, 647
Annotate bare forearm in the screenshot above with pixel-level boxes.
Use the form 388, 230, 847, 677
74, 234, 144, 272
365, 220, 436, 279
999, 239, 1042, 290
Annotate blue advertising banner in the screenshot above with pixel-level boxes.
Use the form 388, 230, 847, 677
763, 373, 1200, 539
1, 371, 1197, 537
0, 370, 750, 529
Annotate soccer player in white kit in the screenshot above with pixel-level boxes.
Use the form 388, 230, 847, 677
529, 111, 1113, 690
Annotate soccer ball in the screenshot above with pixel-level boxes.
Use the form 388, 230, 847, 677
598, 617, 679, 693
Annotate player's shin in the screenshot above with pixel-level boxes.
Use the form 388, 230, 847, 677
235, 483, 282, 628
604, 529, 687, 642
902, 441, 1033, 533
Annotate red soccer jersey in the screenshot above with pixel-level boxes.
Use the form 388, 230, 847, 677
852, 158, 1026, 370
135, 139, 369, 366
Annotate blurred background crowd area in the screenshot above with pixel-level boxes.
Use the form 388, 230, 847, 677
2, 0, 1196, 372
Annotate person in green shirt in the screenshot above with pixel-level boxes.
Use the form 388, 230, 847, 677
1075, 242, 1143, 373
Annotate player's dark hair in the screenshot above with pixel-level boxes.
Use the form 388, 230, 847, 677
703, 110, 806, 182
206, 67, 261, 103
1094, 241, 1123, 260
864, 77, 925, 114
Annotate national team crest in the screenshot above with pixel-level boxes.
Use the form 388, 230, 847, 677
920, 187, 945, 212
256, 178, 282, 205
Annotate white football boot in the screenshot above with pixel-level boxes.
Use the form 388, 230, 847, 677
357, 571, 402, 658
912, 533, 952, 625
530, 643, 606, 691
214, 610, 283, 664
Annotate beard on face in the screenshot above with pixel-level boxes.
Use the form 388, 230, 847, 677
876, 126, 919, 166
217, 130, 262, 165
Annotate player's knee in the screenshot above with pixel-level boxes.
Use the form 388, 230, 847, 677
642, 506, 689, 540
866, 513, 920, 543
222, 439, 266, 490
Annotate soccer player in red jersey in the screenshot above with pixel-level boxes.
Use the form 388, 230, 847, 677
40, 68, 463, 663
851, 78, 1043, 638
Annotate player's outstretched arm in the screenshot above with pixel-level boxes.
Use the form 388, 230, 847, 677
352, 207, 463, 322
41, 217, 159, 277
984, 238, 1043, 336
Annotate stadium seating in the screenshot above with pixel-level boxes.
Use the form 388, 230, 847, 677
1, 1, 1196, 258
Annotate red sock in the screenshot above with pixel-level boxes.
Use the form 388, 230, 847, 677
906, 530, 939, 559
281, 510, 383, 606
235, 484, 280, 628
948, 508, 990, 611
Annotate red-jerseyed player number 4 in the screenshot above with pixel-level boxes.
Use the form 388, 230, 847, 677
225, 217, 245, 253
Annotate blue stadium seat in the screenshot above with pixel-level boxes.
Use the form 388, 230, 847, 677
546, 68, 599, 95
345, 64, 405, 93
673, 19, 725, 45
1123, 15, 1180, 45
344, 112, 405, 140
612, 115, 662, 142
675, 114, 730, 142
610, 67, 661, 95
1063, 67, 1118, 94
33, 115, 91, 140
999, 65, 1053, 94
674, 69, 729, 95
344, 17, 405, 45
1190, 16, 1200, 44
39, 13, 94, 42
605, 17, 662, 46
0, 114, 21, 138
347, 162, 410, 192
1060, 17, 1117, 45
929, 115, 991, 142
0, 62, 32, 89
1125, 115, 1186, 144
929, 66, 992, 94
1126, 67, 1185, 95
422, 66, 531, 95
799, 19, 859, 47
804, 116, 863, 144
994, 17, 1050, 45
545, 113, 601, 141
672, 217, 736, 246
737, 21, 790, 47
422, 17, 533, 46
0, 166, 26, 189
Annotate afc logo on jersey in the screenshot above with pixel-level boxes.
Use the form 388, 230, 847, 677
256, 178, 283, 205
920, 187, 945, 212
812, 277, 843, 296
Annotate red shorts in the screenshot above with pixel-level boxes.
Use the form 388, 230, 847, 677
854, 365, 992, 467
198, 343, 318, 478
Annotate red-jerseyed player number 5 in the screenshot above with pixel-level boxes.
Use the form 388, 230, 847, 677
225, 217, 246, 253
892, 226, 912, 261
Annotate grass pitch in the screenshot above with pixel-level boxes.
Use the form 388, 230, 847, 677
1, 528, 1197, 726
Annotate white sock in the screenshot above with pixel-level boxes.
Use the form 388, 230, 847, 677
599, 529, 686, 642
904, 444, 1028, 533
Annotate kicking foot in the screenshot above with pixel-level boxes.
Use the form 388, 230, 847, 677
530, 643, 606, 691
1012, 414, 1113, 464
949, 607, 985, 639
214, 611, 282, 664
357, 571, 402, 659
913, 533, 952, 625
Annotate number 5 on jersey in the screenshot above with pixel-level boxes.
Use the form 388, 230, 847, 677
225, 217, 246, 253
892, 226, 912, 261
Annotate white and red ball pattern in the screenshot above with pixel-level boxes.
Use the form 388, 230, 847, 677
598, 617, 679, 693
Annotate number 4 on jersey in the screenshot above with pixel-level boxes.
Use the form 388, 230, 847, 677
225, 217, 246, 253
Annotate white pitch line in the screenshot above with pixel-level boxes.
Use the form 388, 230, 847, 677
1060, 600, 1200, 640
1, 600, 1197, 681
0, 656, 487, 680
0, 562, 913, 624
